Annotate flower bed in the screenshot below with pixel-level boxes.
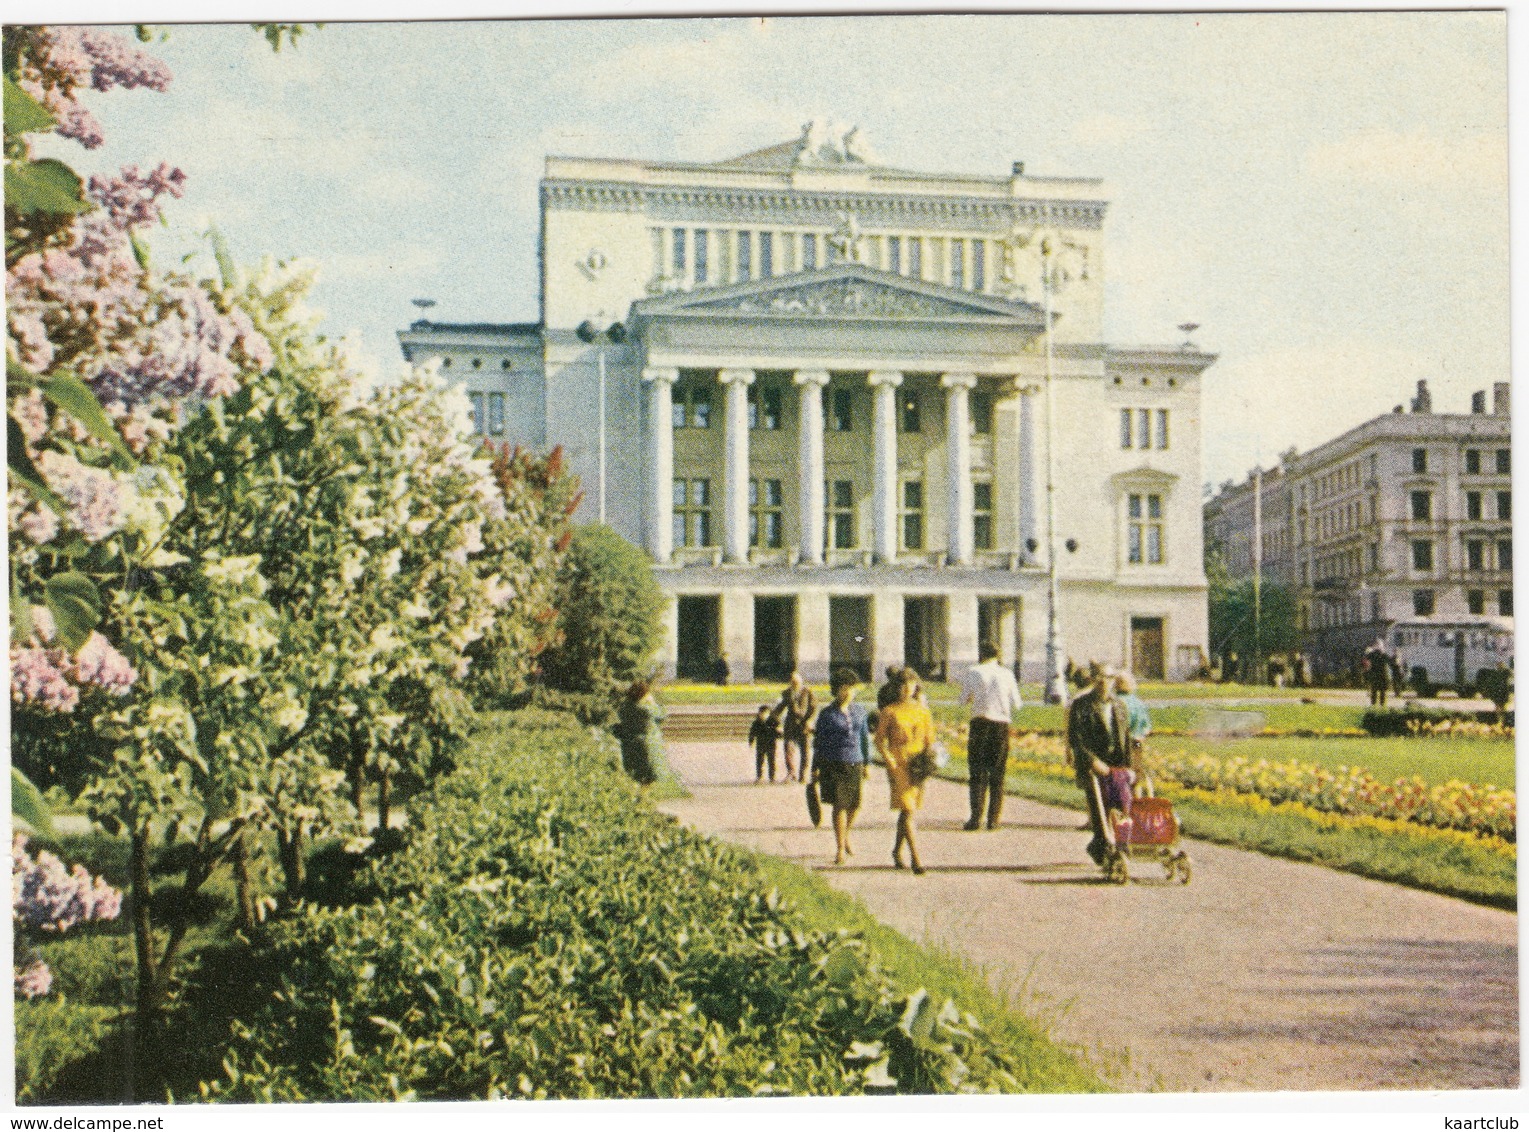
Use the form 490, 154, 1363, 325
934, 724, 1515, 845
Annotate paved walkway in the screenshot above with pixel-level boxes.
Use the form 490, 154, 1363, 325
658, 740, 1519, 1094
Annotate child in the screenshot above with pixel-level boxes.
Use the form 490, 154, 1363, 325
748, 705, 780, 783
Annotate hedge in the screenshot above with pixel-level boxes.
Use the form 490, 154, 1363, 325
198, 710, 1048, 1100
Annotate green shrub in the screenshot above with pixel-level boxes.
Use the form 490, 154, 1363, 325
536, 525, 665, 699
201, 710, 1045, 1100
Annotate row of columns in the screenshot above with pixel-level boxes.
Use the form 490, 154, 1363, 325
644, 365, 1035, 567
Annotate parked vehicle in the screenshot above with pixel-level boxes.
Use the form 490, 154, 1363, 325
1390, 620, 1514, 695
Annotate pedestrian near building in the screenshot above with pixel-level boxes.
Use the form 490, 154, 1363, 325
777, 671, 817, 783
876, 667, 936, 875
748, 704, 780, 783
813, 667, 872, 865
1066, 667, 1132, 865
1364, 640, 1391, 707
1114, 671, 1153, 789
960, 643, 1024, 830
613, 679, 664, 787
712, 652, 731, 686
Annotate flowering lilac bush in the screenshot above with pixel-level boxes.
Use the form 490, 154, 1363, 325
13, 834, 122, 999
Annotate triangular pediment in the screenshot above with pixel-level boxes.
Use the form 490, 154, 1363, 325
631, 264, 1046, 327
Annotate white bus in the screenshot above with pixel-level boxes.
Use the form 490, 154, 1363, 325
1389, 620, 1514, 693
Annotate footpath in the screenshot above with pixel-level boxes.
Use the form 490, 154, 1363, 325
657, 738, 1519, 1094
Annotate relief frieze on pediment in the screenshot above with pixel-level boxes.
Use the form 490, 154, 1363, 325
693, 279, 996, 320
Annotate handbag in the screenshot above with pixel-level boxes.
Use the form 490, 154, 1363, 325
907, 749, 935, 782
805, 778, 823, 827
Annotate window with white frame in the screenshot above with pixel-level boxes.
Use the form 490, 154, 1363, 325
827, 480, 856, 549
487, 392, 504, 435
1127, 492, 1164, 564
673, 479, 712, 548
973, 481, 994, 551
748, 384, 782, 430
468, 392, 485, 434
901, 480, 925, 551
749, 479, 783, 548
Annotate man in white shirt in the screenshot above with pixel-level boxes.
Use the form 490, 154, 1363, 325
961, 643, 1024, 830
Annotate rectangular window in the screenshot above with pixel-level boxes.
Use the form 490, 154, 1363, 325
1500, 590, 1514, 616
831, 389, 854, 432
901, 480, 925, 551
1468, 590, 1486, 615
972, 240, 985, 290
1410, 491, 1432, 521
1128, 493, 1164, 565
1468, 540, 1485, 571
675, 384, 712, 429
673, 479, 712, 548
973, 481, 994, 550
1413, 590, 1435, 616
468, 392, 485, 434
737, 230, 752, 279
1412, 447, 1427, 473
828, 480, 855, 549
888, 235, 902, 274
908, 237, 923, 277
487, 392, 505, 435
971, 390, 993, 435
1120, 409, 1132, 449
1369, 542, 1379, 571
1137, 408, 1151, 450
748, 385, 782, 430
1156, 409, 1169, 449
1497, 539, 1512, 571
672, 228, 686, 273
1466, 448, 1481, 474
900, 390, 921, 433
950, 240, 965, 288
1467, 491, 1483, 520
749, 479, 783, 549
759, 231, 773, 276
1497, 448, 1511, 474
693, 229, 709, 283
1411, 540, 1433, 571
1497, 490, 1512, 520
802, 233, 817, 270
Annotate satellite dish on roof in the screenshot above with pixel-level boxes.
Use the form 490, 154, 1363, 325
1178, 322, 1199, 348
412, 298, 437, 309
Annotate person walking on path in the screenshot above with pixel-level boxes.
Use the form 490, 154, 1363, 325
813, 667, 872, 865
1066, 667, 1132, 865
748, 704, 780, 783
777, 671, 817, 783
876, 667, 936, 875
614, 679, 664, 787
960, 643, 1024, 831
1363, 640, 1391, 707
1114, 671, 1153, 789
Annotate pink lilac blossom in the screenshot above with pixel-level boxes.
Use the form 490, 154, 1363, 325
13, 834, 124, 933
16, 504, 60, 546
14, 958, 53, 999
14, 27, 173, 151
35, 450, 126, 542
11, 389, 49, 446
71, 633, 137, 694
10, 648, 80, 713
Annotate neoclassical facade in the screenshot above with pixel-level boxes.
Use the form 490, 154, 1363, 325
400, 125, 1215, 683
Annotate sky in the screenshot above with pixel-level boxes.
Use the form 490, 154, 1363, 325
23, 6, 1512, 493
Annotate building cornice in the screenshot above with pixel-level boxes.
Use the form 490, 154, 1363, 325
540, 178, 1106, 232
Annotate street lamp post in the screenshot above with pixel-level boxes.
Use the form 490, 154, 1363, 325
1039, 236, 1068, 705
576, 318, 626, 525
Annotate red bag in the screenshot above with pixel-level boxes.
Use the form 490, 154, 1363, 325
1123, 797, 1178, 845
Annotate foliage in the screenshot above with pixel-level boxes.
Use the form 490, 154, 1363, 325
1475, 667, 1513, 715
1361, 707, 1514, 739
200, 711, 1047, 1100
1206, 545, 1300, 660
536, 523, 665, 699
463, 444, 576, 708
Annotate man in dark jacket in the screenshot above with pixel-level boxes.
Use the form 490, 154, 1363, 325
1066, 667, 1132, 864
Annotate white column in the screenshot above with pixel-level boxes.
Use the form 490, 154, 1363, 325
947, 593, 981, 684
794, 369, 830, 565
657, 596, 679, 681
796, 589, 831, 684
719, 368, 755, 564
1017, 381, 1040, 562
872, 591, 905, 679
643, 366, 678, 563
869, 370, 903, 564
942, 372, 978, 565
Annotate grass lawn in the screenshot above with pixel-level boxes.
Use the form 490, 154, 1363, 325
931, 699, 1370, 736
1149, 734, 1516, 790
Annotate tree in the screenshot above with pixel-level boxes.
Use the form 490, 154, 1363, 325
1206, 545, 1301, 673
537, 524, 665, 700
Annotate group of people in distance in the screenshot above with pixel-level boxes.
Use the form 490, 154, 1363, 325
747, 648, 1155, 872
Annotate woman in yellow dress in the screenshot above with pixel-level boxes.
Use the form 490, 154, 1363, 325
875, 667, 935, 875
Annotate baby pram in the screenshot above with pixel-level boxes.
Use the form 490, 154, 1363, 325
1089, 770, 1191, 884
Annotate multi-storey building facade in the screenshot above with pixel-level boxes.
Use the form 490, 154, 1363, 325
1204, 382, 1514, 683
401, 124, 1215, 683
